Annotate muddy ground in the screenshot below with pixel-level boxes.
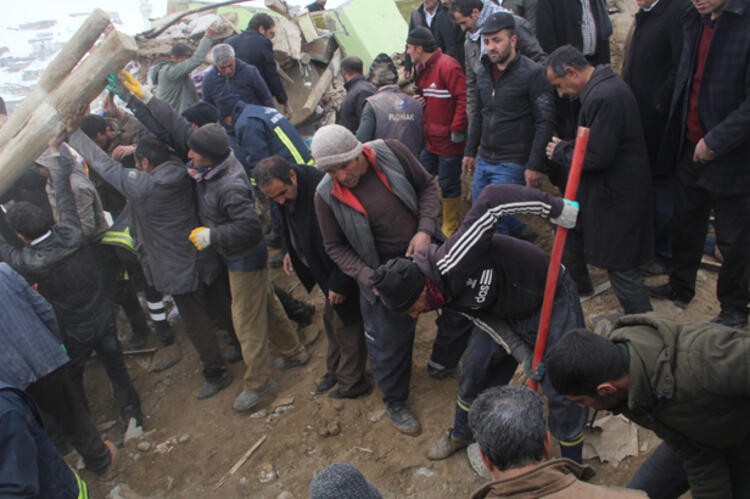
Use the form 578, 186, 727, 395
75, 199, 723, 498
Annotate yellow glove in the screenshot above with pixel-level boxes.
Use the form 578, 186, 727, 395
118, 70, 152, 102
189, 226, 212, 251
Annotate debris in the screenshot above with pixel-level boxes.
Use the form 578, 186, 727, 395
332, 399, 344, 411
582, 414, 639, 466
275, 396, 295, 408
122, 347, 158, 356
106, 484, 140, 499
124, 418, 144, 443
274, 405, 294, 415
239, 477, 248, 486
354, 447, 373, 453
277, 492, 295, 499
97, 419, 117, 432
370, 409, 387, 423
155, 436, 179, 454
178, 433, 190, 443
579, 281, 612, 304
167, 476, 174, 491
250, 409, 268, 419
215, 435, 267, 489
137, 441, 152, 452
258, 462, 277, 483
414, 467, 437, 478
150, 344, 182, 372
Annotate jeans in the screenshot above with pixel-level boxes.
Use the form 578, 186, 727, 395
420, 149, 462, 198
472, 158, 526, 236
360, 290, 417, 406
457, 272, 588, 443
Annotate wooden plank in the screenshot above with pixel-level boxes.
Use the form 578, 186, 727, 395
0, 31, 138, 195
0, 9, 111, 154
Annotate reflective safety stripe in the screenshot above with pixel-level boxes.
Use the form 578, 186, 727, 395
75, 472, 89, 499
273, 126, 305, 165
560, 432, 584, 447
101, 227, 135, 250
456, 396, 471, 412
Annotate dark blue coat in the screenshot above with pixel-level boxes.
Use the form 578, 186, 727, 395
0, 385, 81, 498
226, 30, 288, 105
661, 0, 750, 195
202, 59, 274, 110
230, 101, 311, 173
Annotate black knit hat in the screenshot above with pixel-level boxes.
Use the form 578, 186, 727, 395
481, 12, 516, 35
188, 123, 230, 161
181, 102, 219, 127
369, 257, 426, 313
406, 27, 438, 51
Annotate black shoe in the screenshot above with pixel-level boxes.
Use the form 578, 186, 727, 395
196, 371, 233, 400
154, 322, 174, 346
386, 403, 421, 435
273, 351, 310, 371
648, 283, 691, 309
427, 363, 459, 380
329, 378, 373, 399
315, 373, 337, 394
711, 309, 748, 328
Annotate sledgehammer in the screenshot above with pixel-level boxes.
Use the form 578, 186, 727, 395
528, 126, 590, 391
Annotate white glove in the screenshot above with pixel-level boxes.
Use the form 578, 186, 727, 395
550, 199, 579, 229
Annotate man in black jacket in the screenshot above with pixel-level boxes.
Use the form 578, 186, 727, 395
371, 184, 587, 463
0, 137, 142, 426
255, 156, 370, 399
226, 13, 292, 118
463, 12, 555, 238
546, 46, 653, 314
407, 0, 465, 70
649, 0, 750, 328
535, 0, 612, 65
337, 56, 375, 133
623, 0, 689, 273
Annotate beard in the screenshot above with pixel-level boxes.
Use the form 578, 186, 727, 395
490, 46, 512, 65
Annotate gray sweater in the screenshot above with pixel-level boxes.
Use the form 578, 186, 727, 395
155, 36, 213, 114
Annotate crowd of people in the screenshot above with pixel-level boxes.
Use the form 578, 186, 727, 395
0, 0, 748, 496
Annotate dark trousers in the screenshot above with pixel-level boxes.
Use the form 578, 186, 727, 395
420, 149, 462, 198
173, 286, 228, 381
27, 367, 111, 473
457, 273, 588, 442
429, 310, 472, 371
627, 442, 689, 499
322, 299, 367, 392
65, 306, 142, 424
93, 244, 150, 338
670, 144, 750, 313
608, 269, 652, 314
653, 176, 675, 267
359, 290, 417, 406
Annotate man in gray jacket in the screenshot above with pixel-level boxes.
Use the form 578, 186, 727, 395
154, 25, 219, 113
66, 109, 233, 400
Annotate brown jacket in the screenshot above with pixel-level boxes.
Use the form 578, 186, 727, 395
470, 459, 646, 498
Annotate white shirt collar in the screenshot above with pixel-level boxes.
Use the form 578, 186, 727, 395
31, 230, 53, 246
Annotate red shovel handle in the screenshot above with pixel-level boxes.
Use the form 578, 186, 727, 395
528, 127, 590, 391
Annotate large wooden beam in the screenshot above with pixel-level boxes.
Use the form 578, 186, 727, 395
0, 30, 138, 195
0, 9, 111, 151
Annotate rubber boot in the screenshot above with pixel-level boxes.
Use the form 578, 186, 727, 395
441, 197, 461, 237
273, 283, 315, 326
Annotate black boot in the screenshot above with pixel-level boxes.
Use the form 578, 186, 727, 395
273, 284, 315, 326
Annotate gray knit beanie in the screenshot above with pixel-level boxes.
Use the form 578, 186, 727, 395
310, 464, 383, 499
188, 123, 230, 161
310, 124, 363, 170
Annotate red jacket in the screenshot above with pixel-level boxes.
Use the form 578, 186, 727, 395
416, 49, 467, 156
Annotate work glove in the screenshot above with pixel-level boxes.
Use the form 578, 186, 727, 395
106, 73, 134, 102
450, 131, 466, 144
119, 70, 153, 103
523, 357, 545, 382
550, 199, 579, 229
189, 227, 212, 251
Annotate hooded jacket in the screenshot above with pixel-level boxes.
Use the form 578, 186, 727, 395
605, 313, 750, 498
